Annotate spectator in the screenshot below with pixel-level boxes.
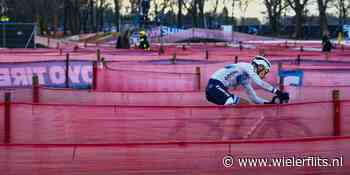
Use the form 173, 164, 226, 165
322, 31, 332, 60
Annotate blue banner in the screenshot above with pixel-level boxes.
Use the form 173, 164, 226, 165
279, 70, 304, 86
0, 60, 93, 89
160, 26, 184, 36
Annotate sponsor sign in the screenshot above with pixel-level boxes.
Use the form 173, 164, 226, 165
0, 60, 92, 88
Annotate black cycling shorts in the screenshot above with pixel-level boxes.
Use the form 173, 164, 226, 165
205, 79, 239, 105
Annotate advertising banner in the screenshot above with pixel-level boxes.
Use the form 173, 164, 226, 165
0, 60, 92, 89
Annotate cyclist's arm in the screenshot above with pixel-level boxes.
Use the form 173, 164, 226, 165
246, 67, 277, 94
243, 83, 269, 104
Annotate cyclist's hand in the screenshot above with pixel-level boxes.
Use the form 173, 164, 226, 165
279, 92, 290, 104
265, 95, 289, 104
275, 90, 290, 104
264, 96, 278, 104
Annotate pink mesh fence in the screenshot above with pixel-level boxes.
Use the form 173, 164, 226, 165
0, 137, 349, 175
1, 85, 350, 106
282, 65, 350, 86
95, 62, 281, 92
96, 65, 201, 92
286, 86, 350, 102
2, 41, 350, 63
0, 101, 347, 144
341, 101, 350, 135
0, 41, 350, 174
0, 105, 3, 143
302, 70, 350, 86
0, 88, 210, 106
95, 62, 350, 92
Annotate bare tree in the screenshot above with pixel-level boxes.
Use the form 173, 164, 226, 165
212, 0, 220, 15
50, 0, 63, 35
222, 6, 230, 24
334, 0, 350, 26
220, 0, 239, 41
73, 0, 81, 34
208, 0, 221, 27
177, 0, 184, 28
158, 0, 172, 24
0, 0, 7, 16
264, 0, 288, 35
286, 0, 310, 38
197, 0, 206, 28
63, 0, 70, 34
182, 0, 195, 27
169, 0, 177, 25
96, 0, 110, 31
130, 0, 141, 15
89, 0, 95, 32
4, 0, 117, 36
80, 2, 89, 33
238, 0, 249, 26
183, 0, 206, 28
113, 0, 121, 32
230, 0, 239, 26
317, 0, 332, 36
63, 0, 84, 35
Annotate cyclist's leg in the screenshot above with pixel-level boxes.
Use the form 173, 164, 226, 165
225, 96, 250, 105
206, 80, 245, 106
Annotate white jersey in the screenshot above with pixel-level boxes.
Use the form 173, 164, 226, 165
210, 62, 277, 104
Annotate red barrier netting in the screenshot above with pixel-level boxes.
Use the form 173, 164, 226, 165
0, 101, 347, 144
0, 104, 3, 143
95, 61, 282, 92
282, 65, 350, 86
2, 86, 350, 106
302, 70, 350, 86
95, 62, 350, 92
341, 101, 350, 135
0, 58, 347, 93
100, 61, 213, 92
0, 137, 349, 175
96, 64, 201, 92
286, 86, 350, 102
0, 88, 210, 106
2, 41, 350, 63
